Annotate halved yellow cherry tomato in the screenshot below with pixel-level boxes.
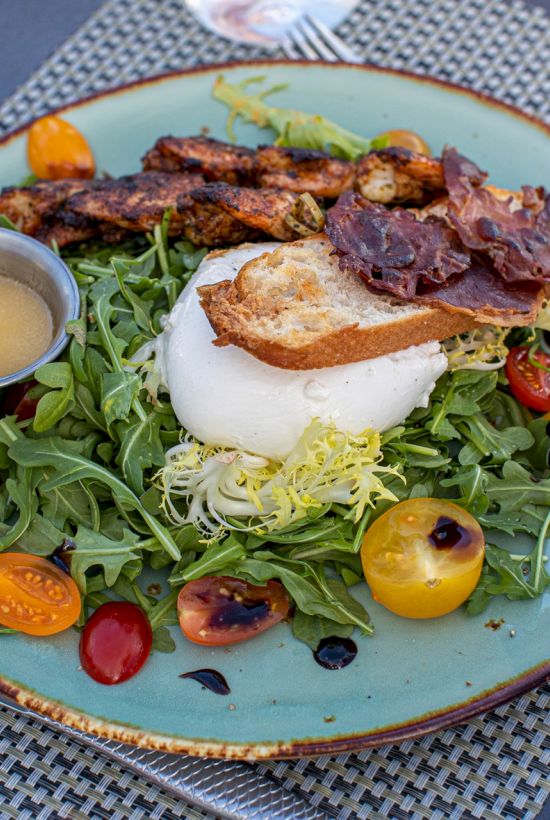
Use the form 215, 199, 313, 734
27, 115, 95, 180
361, 499, 484, 619
378, 128, 432, 156
0, 553, 81, 635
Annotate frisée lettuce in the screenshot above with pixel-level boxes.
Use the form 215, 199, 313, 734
158, 420, 401, 535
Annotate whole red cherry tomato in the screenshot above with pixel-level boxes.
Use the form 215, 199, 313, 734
1, 380, 39, 421
506, 346, 550, 412
178, 576, 290, 646
79, 602, 152, 685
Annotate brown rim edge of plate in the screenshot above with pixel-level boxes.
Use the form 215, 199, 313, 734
0, 59, 549, 759
0, 58, 549, 147
1, 662, 549, 759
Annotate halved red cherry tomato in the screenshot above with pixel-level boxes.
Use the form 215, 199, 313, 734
27, 115, 95, 180
377, 128, 432, 156
505, 346, 550, 413
79, 602, 152, 685
0, 553, 81, 636
361, 499, 485, 619
1, 380, 39, 421
178, 576, 290, 646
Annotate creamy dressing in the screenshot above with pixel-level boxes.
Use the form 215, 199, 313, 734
0, 276, 53, 377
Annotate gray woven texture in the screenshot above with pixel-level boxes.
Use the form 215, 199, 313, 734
0, 0, 550, 818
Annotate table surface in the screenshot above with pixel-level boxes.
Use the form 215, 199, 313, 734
0, 2, 549, 819
1, 0, 550, 102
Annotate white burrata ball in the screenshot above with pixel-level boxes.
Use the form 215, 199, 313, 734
153, 243, 446, 460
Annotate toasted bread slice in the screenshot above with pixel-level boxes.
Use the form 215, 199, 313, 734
198, 234, 478, 370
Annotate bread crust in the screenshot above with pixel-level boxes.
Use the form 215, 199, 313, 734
199, 278, 478, 370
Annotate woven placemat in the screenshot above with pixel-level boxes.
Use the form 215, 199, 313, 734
0, 1, 549, 818
0, 0, 549, 132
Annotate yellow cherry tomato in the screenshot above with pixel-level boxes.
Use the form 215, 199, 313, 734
27, 115, 95, 180
378, 128, 432, 156
0, 553, 81, 636
361, 499, 484, 619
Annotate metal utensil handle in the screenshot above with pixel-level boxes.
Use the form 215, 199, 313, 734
0, 693, 329, 820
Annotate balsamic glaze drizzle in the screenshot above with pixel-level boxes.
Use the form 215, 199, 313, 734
428, 516, 472, 550
179, 668, 231, 695
50, 539, 76, 574
313, 637, 358, 670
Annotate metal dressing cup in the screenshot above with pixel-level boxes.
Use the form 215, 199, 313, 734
0, 228, 80, 389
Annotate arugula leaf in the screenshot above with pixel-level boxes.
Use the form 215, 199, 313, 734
0, 467, 40, 548
15, 515, 66, 554
115, 414, 164, 495
525, 417, 550, 472
237, 553, 373, 634
456, 415, 533, 465
171, 536, 246, 584
8, 436, 180, 560
33, 362, 75, 432
467, 507, 550, 613
70, 526, 143, 591
0, 214, 19, 231
485, 462, 550, 511
101, 371, 141, 427
151, 627, 176, 653
292, 609, 353, 650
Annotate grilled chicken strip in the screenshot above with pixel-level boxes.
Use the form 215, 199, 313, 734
61, 171, 205, 235
177, 182, 319, 246
142, 136, 255, 185
253, 145, 355, 198
0, 178, 95, 235
142, 136, 448, 206
355, 147, 445, 204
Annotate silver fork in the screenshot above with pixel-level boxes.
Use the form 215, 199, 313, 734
281, 14, 363, 63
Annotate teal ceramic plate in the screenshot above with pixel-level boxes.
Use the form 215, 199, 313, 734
0, 62, 549, 759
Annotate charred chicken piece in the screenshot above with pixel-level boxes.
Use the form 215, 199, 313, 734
254, 145, 355, 198
355, 147, 445, 205
142, 136, 255, 185
35, 216, 131, 249
0, 178, 95, 235
62, 171, 205, 235
177, 182, 321, 246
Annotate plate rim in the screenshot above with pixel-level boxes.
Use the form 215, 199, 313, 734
0, 660, 549, 759
0, 58, 549, 759
1, 58, 549, 147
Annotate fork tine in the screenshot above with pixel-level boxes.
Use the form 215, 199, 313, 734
283, 20, 326, 61
294, 17, 339, 62
303, 14, 363, 64
280, 37, 304, 61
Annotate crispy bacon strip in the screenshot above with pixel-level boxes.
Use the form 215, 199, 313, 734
443, 147, 550, 283
326, 191, 542, 325
415, 258, 543, 326
325, 191, 470, 299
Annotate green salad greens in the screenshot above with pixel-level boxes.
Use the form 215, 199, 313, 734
0, 206, 548, 650
0, 88, 549, 654
213, 75, 388, 159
